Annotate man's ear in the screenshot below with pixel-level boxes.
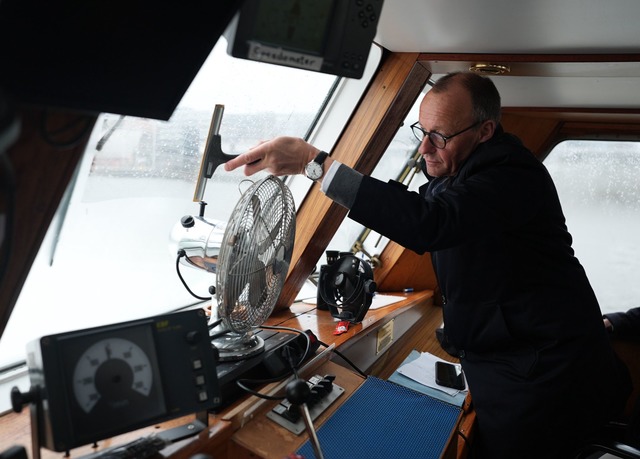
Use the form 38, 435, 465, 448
479, 120, 496, 143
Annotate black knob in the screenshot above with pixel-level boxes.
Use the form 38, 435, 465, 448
284, 404, 301, 422
319, 379, 333, 393
181, 215, 195, 228
365, 279, 377, 294
310, 384, 326, 399
186, 330, 201, 344
320, 374, 336, 392
309, 387, 321, 402
11, 386, 39, 413
286, 379, 310, 405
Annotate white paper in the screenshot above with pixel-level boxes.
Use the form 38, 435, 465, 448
368, 294, 405, 310
396, 351, 468, 396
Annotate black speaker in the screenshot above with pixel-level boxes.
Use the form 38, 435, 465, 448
317, 251, 376, 323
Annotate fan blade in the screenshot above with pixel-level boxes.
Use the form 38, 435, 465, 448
247, 258, 268, 312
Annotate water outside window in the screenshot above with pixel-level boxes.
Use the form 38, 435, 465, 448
544, 140, 640, 315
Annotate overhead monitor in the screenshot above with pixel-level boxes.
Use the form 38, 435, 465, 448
226, 0, 384, 79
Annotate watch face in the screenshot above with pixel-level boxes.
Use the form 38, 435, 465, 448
305, 161, 323, 180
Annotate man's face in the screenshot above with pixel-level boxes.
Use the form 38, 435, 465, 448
417, 84, 488, 177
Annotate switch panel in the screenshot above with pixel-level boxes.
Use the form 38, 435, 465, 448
266, 374, 344, 435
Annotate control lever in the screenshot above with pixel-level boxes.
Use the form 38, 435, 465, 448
320, 374, 335, 391
286, 380, 325, 459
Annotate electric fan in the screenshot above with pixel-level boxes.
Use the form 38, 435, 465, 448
172, 175, 296, 361
318, 252, 376, 323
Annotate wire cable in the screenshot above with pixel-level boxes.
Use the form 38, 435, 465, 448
259, 325, 311, 368
235, 328, 367, 401
235, 374, 290, 401
317, 339, 368, 378
207, 318, 223, 331
175, 250, 210, 301
235, 326, 313, 400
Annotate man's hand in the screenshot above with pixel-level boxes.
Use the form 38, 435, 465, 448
224, 136, 320, 177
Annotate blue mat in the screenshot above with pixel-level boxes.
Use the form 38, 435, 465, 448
297, 376, 462, 459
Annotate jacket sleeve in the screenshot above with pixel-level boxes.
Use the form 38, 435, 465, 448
347, 143, 553, 253
604, 307, 640, 338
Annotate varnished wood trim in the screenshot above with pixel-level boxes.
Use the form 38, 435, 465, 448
418, 53, 640, 63
559, 121, 640, 136
502, 107, 640, 115
500, 112, 563, 159
376, 243, 437, 292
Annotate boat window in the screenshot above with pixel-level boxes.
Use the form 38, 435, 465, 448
544, 140, 640, 315
316, 90, 429, 275
0, 38, 380, 378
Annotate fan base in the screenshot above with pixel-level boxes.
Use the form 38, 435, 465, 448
213, 333, 265, 362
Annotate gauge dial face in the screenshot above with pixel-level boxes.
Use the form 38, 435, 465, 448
72, 337, 154, 414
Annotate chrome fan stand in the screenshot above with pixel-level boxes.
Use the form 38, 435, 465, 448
212, 329, 265, 361
208, 302, 265, 361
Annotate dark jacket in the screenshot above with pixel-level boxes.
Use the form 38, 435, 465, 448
605, 306, 640, 338
347, 126, 631, 458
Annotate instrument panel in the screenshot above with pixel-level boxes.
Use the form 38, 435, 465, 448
25, 309, 220, 452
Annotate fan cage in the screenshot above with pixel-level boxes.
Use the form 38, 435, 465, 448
216, 175, 296, 334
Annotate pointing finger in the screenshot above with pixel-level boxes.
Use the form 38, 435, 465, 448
224, 152, 258, 172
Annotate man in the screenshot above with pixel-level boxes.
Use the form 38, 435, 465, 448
604, 307, 640, 337
225, 72, 632, 458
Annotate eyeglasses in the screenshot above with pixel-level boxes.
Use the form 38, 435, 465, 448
410, 121, 481, 149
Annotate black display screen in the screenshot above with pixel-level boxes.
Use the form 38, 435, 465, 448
253, 0, 335, 54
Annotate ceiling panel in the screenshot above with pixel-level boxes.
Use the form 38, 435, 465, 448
375, 0, 640, 55
374, 0, 640, 110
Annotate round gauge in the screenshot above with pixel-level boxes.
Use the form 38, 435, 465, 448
72, 337, 154, 414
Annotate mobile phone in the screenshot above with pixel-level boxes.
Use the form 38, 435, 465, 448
435, 361, 465, 390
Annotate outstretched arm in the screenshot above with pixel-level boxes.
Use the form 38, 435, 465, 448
223, 136, 333, 177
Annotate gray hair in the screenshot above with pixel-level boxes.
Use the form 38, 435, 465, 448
432, 72, 502, 124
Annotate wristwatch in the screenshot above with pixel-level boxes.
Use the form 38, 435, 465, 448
304, 151, 329, 181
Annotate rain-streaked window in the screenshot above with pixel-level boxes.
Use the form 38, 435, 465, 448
0, 38, 380, 378
545, 140, 640, 314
